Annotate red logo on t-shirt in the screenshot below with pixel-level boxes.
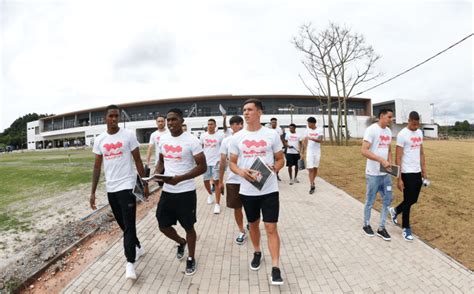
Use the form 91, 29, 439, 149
309, 133, 319, 137
378, 135, 391, 148
204, 138, 218, 148
163, 144, 182, 160
410, 136, 422, 149
103, 141, 123, 159
242, 140, 267, 157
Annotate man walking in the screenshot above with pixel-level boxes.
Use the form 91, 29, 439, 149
146, 115, 168, 168
389, 111, 426, 241
284, 123, 302, 185
154, 108, 207, 275
361, 108, 394, 241
303, 117, 323, 194
201, 118, 225, 213
229, 99, 285, 285
90, 105, 147, 280
218, 115, 246, 245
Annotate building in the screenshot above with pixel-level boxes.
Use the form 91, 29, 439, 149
373, 99, 438, 138
27, 94, 373, 150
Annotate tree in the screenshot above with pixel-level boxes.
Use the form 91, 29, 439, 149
0, 113, 51, 149
293, 23, 381, 145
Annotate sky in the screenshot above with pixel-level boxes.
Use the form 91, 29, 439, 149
0, 0, 472, 132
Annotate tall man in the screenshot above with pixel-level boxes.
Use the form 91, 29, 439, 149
284, 123, 302, 185
361, 108, 394, 241
230, 99, 285, 285
269, 117, 284, 181
218, 115, 246, 245
201, 118, 225, 213
154, 108, 207, 276
90, 105, 147, 280
303, 117, 323, 194
389, 111, 426, 241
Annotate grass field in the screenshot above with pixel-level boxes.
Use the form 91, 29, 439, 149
318, 140, 474, 270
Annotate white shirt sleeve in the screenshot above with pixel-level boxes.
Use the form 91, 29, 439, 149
363, 127, 373, 144
273, 132, 284, 152
92, 137, 102, 155
219, 139, 228, 155
229, 136, 239, 156
396, 131, 406, 148
148, 132, 154, 145
191, 137, 204, 156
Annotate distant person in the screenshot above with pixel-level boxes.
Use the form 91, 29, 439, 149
146, 116, 168, 168
182, 123, 188, 132
90, 104, 148, 280
230, 99, 285, 285
361, 108, 394, 241
303, 117, 323, 194
218, 115, 246, 244
269, 117, 284, 181
200, 119, 225, 214
154, 108, 207, 275
389, 111, 427, 241
284, 123, 302, 185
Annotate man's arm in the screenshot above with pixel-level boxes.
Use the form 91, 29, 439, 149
420, 145, 427, 178
90, 154, 103, 210
218, 153, 227, 190
155, 153, 165, 175
273, 151, 285, 172
396, 145, 404, 191
164, 152, 207, 185
131, 148, 146, 177
361, 140, 390, 168
223, 114, 228, 134
229, 153, 256, 182
146, 144, 153, 166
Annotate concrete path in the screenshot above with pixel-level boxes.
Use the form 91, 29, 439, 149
63, 172, 473, 293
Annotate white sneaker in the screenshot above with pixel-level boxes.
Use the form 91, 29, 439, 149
289, 179, 294, 185
136, 246, 145, 261
294, 178, 300, 183
207, 194, 214, 204
213, 204, 221, 214
125, 262, 137, 280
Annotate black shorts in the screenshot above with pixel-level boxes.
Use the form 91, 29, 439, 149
240, 192, 279, 223
156, 190, 197, 231
285, 153, 300, 166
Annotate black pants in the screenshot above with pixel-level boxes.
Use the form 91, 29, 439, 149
108, 189, 141, 263
395, 173, 422, 229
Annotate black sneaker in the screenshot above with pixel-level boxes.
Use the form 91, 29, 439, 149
363, 225, 375, 237
246, 223, 250, 231
185, 257, 197, 276
177, 241, 186, 260
377, 228, 391, 241
250, 252, 262, 270
270, 267, 284, 285
309, 186, 315, 194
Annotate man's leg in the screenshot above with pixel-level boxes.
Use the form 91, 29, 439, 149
264, 222, 280, 267
249, 219, 261, 251
185, 227, 197, 258
204, 180, 212, 195
160, 226, 186, 245
235, 208, 245, 232
116, 190, 139, 263
363, 175, 378, 226
308, 168, 315, 185
288, 166, 293, 180
294, 165, 299, 181
379, 175, 393, 229
214, 179, 221, 204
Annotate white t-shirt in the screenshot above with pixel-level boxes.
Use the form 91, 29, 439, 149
224, 128, 233, 137
148, 129, 168, 165
270, 126, 283, 136
219, 136, 240, 184
363, 123, 392, 176
200, 131, 225, 166
229, 127, 283, 196
304, 127, 323, 155
285, 132, 302, 154
93, 128, 140, 193
397, 127, 423, 174
159, 132, 203, 193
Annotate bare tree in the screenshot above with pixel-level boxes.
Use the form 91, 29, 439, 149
293, 22, 381, 145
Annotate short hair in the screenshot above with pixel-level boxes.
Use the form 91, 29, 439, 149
307, 117, 316, 123
378, 108, 393, 118
270, 117, 277, 122
182, 123, 187, 127
229, 115, 244, 125
105, 104, 119, 114
156, 115, 166, 120
167, 108, 183, 118
208, 118, 216, 124
289, 123, 296, 128
409, 111, 420, 121
243, 98, 263, 111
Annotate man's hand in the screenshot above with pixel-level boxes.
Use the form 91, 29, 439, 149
397, 178, 404, 192
144, 185, 150, 199
422, 170, 427, 179
381, 159, 391, 169
163, 175, 183, 186
239, 169, 257, 182
90, 193, 97, 210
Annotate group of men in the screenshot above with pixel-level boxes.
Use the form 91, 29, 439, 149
89, 100, 427, 286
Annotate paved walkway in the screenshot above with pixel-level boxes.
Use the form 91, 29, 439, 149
63, 172, 472, 293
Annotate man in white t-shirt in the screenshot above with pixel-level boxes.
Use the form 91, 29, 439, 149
284, 123, 303, 185
389, 111, 427, 241
270, 117, 284, 181
303, 117, 323, 194
90, 105, 148, 280
361, 108, 394, 241
146, 115, 168, 167
154, 108, 207, 276
218, 115, 246, 245
200, 118, 225, 214
230, 99, 285, 286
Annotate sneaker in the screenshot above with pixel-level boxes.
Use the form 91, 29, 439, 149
294, 178, 300, 183
402, 228, 414, 241
125, 262, 137, 280
235, 231, 247, 245
213, 204, 221, 214
363, 225, 375, 237
207, 194, 214, 204
270, 267, 284, 285
309, 186, 315, 194
250, 251, 262, 270
177, 241, 187, 260
277, 175, 282, 181
289, 179, 294, 185
377, 228, 391, 241
185, 257, 197, 275
135, 246, 145, 261
389, 207, 398, 225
